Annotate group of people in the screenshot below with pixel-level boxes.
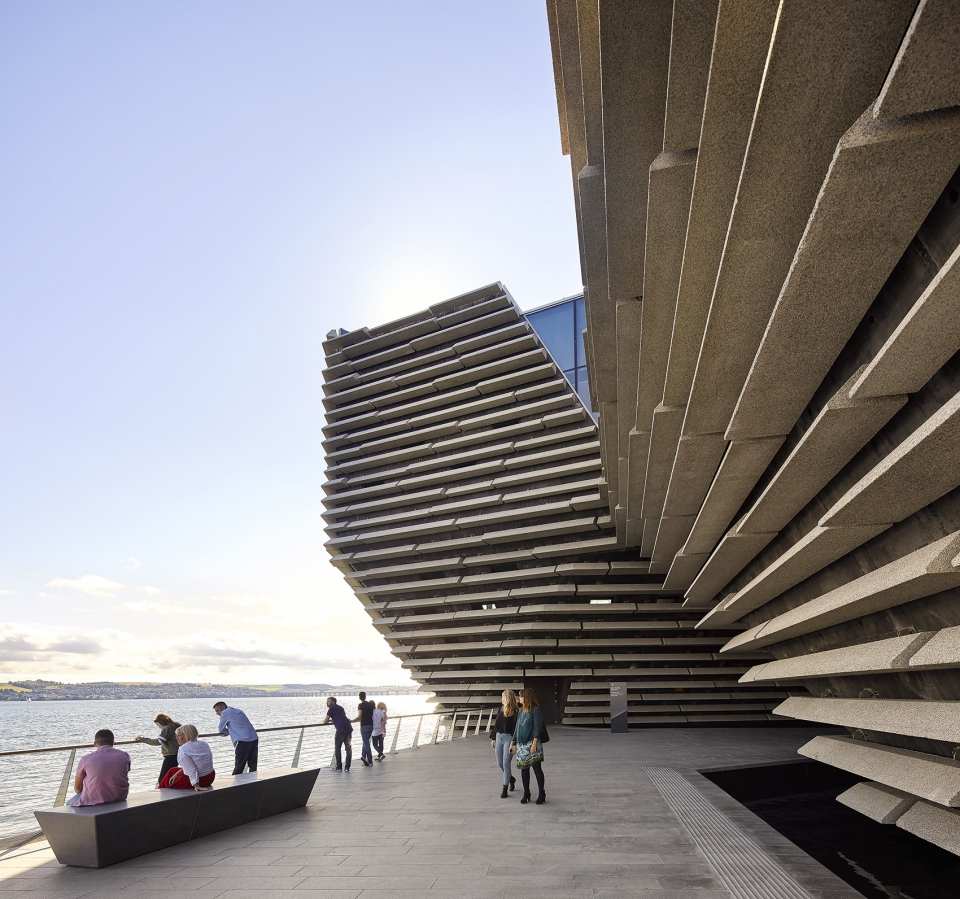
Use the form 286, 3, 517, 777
489, 687, 547, 805
63, 689, 548, 809
321, 692, 388, 771
66, 702, 259, 807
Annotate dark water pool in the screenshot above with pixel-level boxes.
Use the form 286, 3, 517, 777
705, 762, 960, 899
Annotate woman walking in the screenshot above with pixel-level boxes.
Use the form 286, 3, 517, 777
511, 687, 545, 805
372, 702, 388, 761
489, 690, 517, 798
135, 713, 181, 786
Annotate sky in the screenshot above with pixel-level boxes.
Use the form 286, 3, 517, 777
0, 2, 582, 686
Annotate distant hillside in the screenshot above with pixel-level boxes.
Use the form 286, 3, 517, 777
0, 680, 418, 701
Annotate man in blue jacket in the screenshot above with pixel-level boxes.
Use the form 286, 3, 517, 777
213, 701, 259, 775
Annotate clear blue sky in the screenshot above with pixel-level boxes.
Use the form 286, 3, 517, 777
0, 2, 581, 686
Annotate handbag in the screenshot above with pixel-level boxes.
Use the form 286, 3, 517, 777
514, 740, 544, 769
540, 722, 550, 744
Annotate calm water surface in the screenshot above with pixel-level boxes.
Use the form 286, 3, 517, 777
0, 694, 444, 838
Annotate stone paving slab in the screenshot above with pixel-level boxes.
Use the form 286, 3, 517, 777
0, 726, 861, 898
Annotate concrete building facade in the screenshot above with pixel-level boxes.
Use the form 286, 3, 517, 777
322, 0, 960, 859
546, 0, 960, 856
321, 285, 794, 727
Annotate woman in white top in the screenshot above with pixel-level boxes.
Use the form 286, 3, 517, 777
157, 724, 216, 790
371, 702, 388, 762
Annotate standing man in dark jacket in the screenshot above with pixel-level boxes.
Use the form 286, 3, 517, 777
323, 696, 353, 771
213, 702, 259, 775
352, 691, 376, 767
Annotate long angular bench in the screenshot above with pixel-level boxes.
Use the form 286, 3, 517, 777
34, 766, 320, 868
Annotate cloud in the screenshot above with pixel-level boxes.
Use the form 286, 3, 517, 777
0, 623, 110, 662
127, 557, 141, 569
47, 575, 126, 598
0, 589, 12, 595
118, 600, 229, 617
48, 575, 163, 598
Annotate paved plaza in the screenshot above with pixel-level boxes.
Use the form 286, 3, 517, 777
0, 726, 861, 899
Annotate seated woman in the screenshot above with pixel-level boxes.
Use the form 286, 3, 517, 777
157, 724, 216, 791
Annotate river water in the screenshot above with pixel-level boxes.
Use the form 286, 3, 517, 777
0, 694, 446, 839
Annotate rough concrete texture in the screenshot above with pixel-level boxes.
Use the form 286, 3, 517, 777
685, 527, 777, 605
727, 104, 960, 441
703, 524, 889, 626
741, 631, 936, 682
739, 374, 907, 534
625, 426, 649, 533
663, 550, 711, 593
776, 696, 960, 742
660, 432, 728, 519
650, 514, 697, 565
637, 152, 697, 442
908, 622, 960, 669
597, 0, 670, 301
897, 798, 960, 857
824, 388, 960, 527
799, 734, 960, 807
837, 781, 917, 824
875, 0, 960, 119
721, 531, 960, 650
615, 297, 642, 466
681, 0, 915, 439
639, 404, 685, 519
661, 0, 779, 408
681, 436, 784, 552
662, 0, 718, 152
851, 243, 960, 400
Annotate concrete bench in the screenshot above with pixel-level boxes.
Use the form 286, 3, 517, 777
34, 766, 320, 868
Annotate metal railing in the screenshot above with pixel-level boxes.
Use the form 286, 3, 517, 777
0, 707, 497, 852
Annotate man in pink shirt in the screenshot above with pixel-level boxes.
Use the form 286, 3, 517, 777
66, 729, 131, 807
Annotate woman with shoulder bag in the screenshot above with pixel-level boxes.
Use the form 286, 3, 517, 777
488, 689, 518, 798
510, 687, 546, 805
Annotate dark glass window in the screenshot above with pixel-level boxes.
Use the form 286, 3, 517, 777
526, 302, 576, 371
525, 295, 593, 414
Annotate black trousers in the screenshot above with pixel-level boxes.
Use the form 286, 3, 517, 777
335, 730, 352, 770
233, 738, 259, 775
158, 754, 178, 783
520, 762, 545, 795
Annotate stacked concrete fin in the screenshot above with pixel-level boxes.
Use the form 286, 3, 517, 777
548, 0, 960, 855
322, 284, 786, 725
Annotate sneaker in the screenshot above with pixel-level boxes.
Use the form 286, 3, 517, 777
334, 766, 343, 771
377, 754, 385, 761
361, 758, 371, 767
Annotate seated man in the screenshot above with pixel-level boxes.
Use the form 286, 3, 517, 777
67, 729, 131, 807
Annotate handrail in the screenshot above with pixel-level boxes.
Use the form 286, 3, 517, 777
0, 708, 479, 758
0, 705, 498, 853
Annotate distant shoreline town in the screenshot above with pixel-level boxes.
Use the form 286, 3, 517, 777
0, 680, 420, 701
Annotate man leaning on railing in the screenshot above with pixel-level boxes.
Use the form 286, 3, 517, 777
213, 701, 259, 775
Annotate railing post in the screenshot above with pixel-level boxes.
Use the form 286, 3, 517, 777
411, 715, 423, 749
54, 749, 76, 807
461, 712, 471, 738
485, 708, 495, 731
389, 718, 401, 754
474, 711, 482, 735
291, 727, 305, 768
430, 712, 442, 745
449, 712, 458, 740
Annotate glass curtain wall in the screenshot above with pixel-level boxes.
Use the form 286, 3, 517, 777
525, 295, 592, 413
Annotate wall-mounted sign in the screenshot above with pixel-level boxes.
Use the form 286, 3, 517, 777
610, 681, 628, 733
